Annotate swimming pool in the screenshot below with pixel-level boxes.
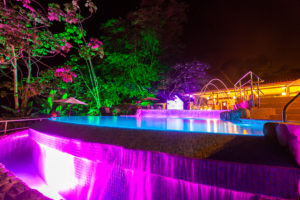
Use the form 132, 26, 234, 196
1, 116, 298, 200
50, 116, 264, 136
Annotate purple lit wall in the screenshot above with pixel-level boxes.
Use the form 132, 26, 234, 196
138, 109, 227, 119
0, 129, 299, 200
27, 128, 299, 200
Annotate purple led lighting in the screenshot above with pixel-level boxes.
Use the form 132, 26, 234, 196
138, 109, 226, 119
0, 129, 299, 199
27, 128, 300, 199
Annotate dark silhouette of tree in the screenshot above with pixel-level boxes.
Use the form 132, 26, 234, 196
158, 60, 210, 100
130, 0, 188, 65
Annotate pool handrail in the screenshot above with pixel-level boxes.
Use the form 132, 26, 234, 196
0, 118, 48, 134
282, 92, 300, 122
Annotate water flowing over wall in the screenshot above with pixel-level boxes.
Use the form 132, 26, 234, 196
0, 130, 299, 200
137, 109, 227, 119
28, 128, 299, 200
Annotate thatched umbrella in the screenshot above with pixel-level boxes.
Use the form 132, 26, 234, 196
54, 97, 88, 116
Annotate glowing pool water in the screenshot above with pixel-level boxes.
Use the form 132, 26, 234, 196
50, 116, 264, 136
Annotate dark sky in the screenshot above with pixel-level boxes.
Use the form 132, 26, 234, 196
183, 0, 300, 82
38, 0, 300, 83
92, 0, 300, 82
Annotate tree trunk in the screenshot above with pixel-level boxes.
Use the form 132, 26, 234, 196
21, 56, 32, 114
11, 47, 19, 111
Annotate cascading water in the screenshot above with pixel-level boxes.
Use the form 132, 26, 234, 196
0, 129, 299, 200
0, 131, 63, 199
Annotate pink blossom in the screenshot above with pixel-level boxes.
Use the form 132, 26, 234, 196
88, 38, 103, 50
23, 4, 35, 12
54, 66, 77, 83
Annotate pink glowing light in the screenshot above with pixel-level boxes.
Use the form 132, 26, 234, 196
0, 128, 299, 200
38, 143, 78, 192
138, 109, 226, 119
26, 128, 300, 199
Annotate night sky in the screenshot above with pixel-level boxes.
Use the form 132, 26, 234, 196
93, 0, 300, 83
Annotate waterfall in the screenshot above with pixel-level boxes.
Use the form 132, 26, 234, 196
0, 129, 298, 200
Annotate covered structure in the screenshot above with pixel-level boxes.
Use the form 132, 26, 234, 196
191, 73, 300, 111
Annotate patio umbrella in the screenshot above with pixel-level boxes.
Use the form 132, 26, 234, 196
54, 97, 88, 105
54, 97, 88, 116
141, 97, 160, 101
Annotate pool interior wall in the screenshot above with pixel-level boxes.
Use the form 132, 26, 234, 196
0, 118, 299, 200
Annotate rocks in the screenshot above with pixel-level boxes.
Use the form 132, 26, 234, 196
288, 135, 300, 166
276, 124, 289, 147
263, 122, 278, 139
220, 109, 250, 121
0, 163, 52, 200
265, 122, 300, 167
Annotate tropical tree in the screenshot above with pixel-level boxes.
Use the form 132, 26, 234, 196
0, 0, 75, 115
0, 0, 101, 116
157, 60, 210, 100
130, 0, 188, 65
100, 18, 164, 104
48, 2, 104, 114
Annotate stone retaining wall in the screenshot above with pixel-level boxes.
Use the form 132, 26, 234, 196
220, 109, 250, 121
0, 163, 51, 200
263, 122, 300, 167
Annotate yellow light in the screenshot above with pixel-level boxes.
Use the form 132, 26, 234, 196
207, 97, 209, 100
228, 92, 231, 94
282, 86, 286, 89
233, 96, 236, 99
282, 92, 286, 96
223, 102, 226, 106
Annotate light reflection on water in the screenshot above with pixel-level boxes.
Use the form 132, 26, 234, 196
51, 116, 264, 136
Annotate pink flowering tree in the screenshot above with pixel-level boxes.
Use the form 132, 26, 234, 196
0, 0, 101, 115
0, 0, 71, 114
48, 1, 104, 114
54, 66, 77, 83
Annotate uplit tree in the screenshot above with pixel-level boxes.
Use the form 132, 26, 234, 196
0, 0, 74, 115
157, 60, 210, 100
0, 0, 101, 116
48, 2, 104, 114
100, 18, 164, 104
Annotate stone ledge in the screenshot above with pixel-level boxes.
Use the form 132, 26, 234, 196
0, 163, 52, 200
263, 122, 300, 167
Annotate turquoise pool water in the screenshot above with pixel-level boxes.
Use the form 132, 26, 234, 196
50, 116, 264, 136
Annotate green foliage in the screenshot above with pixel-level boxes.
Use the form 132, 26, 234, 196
100, 19, 165, 103
57, 24, 85, 44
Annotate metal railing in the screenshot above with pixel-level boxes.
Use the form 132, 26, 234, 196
234, 71, 264, 107
0, 118, 48, 134
282, 92, 300, 122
